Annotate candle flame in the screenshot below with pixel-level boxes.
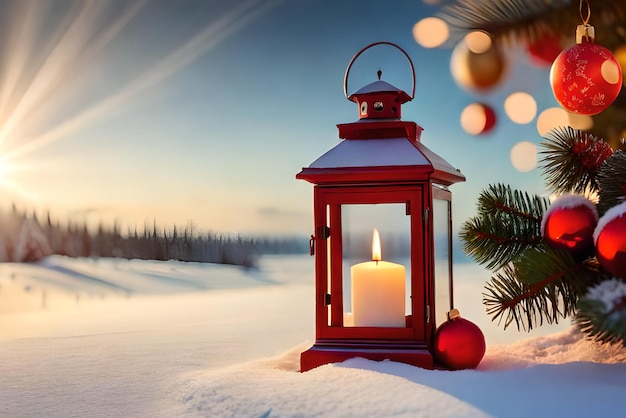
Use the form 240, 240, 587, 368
372, 228, 381, 261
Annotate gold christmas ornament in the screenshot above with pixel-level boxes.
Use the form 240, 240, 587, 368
450, 31, 507, 91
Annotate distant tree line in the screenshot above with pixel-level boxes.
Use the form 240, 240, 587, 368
0, 205, 307, 267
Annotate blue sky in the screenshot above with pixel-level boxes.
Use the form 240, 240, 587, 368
0, 0, 560, 236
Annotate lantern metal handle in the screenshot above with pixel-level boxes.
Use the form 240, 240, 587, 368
343, 41, 416, 100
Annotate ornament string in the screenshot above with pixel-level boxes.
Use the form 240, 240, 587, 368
579, 0, 591, 25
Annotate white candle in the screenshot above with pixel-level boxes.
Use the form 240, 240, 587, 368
351, 229, 406, 327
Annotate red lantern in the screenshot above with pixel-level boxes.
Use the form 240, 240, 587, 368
297, 42, 466, 372
550, 25, 622, 115
594, 201, 626, 278
433, 309, 485, 370
541, 195, 598, 256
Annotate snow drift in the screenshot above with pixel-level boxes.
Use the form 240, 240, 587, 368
0, 255, 624, 417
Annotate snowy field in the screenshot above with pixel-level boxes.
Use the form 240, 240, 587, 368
0, 254, 624, 417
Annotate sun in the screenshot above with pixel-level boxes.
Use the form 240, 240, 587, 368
0, 156, 10, 183
0, 155, 26, 196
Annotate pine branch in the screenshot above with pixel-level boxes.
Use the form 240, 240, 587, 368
483, 264, 540, 330
440, 0, 626, 46
441, 0, 570, 44
461, 215, 542, 270
483, 245, 599, 331
597, 150, 626, 217
575, 278, 626, 346
540, 127, 613, 196
460, 184, 547, 270
477, 183, 546, 221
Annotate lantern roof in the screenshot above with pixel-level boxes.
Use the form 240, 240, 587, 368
297, 134, 465, 186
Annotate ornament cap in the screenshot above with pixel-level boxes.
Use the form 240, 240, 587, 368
576, 24, 595, 44
447, 308, 461, 321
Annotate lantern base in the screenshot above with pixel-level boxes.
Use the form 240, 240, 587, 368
300, 340, 433, 372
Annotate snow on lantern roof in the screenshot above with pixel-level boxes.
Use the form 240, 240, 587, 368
301, 137, 465, 186
309, 138, 426, 168
348, 80, 412, 104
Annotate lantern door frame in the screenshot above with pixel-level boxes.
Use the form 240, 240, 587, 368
431, 185, 455, 329
301, 181, 437, 371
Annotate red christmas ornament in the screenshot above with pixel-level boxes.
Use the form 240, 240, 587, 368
460, 102, 496, 135
594, 201, 626, 278
527, 33, 563, 67
541, 194, 598, 256
450, 31, 507, 91
550, 25, 622, 115
433, 309, 485, 370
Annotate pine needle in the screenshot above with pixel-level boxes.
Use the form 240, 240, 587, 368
460, 184, 547, 270
597, 150, 626, 217
483, 245, 599, 331
440, 0, 626, 46
540, 127, 613, 196
576, 277, 626, 346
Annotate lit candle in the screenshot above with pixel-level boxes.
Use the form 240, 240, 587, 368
351, 229, 406, 327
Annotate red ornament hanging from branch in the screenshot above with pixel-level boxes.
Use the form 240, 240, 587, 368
594, 201, 626, 279
550, 1, 623, 115
541, 194, 598, 257
527, 33, 563, 67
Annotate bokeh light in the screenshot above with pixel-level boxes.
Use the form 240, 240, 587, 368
465, 31, 491, 54
460, 103, 496, 135
568, 112, 593, 131
413, 17, 449, 48
537, 107, 594, 135
510, 141, 537, 172
615, 45, 626, 87
537, 107, 569, 136
504, 92, 537, 124
601, 59, 621, 85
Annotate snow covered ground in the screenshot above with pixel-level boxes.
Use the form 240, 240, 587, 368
0, 254, 624, 417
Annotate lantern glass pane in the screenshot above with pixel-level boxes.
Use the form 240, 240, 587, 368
340, 203, 411, 327
433, 197, 452, 327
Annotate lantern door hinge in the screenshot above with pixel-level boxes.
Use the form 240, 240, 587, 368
324, 293, 331, 306
426, 304, 431, 323
423, 208, 429, 222
317, 225, 330, 239
310, 227, 330, 255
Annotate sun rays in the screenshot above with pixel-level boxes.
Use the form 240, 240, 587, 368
0, 0, 282, 201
